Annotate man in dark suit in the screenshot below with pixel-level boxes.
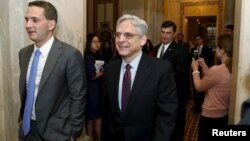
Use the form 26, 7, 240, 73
190, 34, 214, 113
18, 1, 86, 141
101, 14, 178, 141
154, 21, 189, 141
177, 32, 190, 53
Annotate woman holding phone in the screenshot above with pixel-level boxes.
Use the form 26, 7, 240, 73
191, 34, 233, 141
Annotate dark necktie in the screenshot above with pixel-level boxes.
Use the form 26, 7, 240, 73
22, 49, 41, 136
122, 64, 132, 113
160, 45, 165, 58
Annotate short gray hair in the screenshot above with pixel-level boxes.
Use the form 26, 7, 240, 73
116, 14, 148, 37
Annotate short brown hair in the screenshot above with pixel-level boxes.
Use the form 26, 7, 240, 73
28, 1, 58, 23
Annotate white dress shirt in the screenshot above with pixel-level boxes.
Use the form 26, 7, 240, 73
157, 42, 172, 58
26, 36, 54, 120
118, 51, 142, 110
197, 44, 203, 55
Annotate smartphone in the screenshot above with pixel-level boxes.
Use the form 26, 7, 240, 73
193, 50, 199, 60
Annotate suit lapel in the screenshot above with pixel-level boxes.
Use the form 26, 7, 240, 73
125, 53, 151, 116
38, 38, 62, 92
109, 59, 123, 115
162, 41, 175, 59
20, 46, 34, 97
154, 43, 162, 57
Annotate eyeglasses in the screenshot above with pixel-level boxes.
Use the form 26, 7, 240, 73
114, 32, 140, 39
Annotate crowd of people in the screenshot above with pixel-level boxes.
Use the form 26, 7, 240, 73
18, 1, 250, 141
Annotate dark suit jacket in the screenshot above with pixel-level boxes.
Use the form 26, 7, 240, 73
190, 45, 214, 68
155, 41, 189, 102
19, 38, 87, 141
101, 53, 178, 141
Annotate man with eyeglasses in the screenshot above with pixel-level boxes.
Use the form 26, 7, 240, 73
155, 20, 189, 141
101, 14, 178, 141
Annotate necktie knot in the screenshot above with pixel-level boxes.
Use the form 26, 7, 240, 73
35, 49, 41, 57
125, 64, 131, 70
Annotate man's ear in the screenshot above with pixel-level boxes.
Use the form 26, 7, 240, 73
48, 20, 56, 31
140, 35, 147, 46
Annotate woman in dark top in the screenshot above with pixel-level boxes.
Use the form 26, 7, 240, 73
84, 34, 103, 141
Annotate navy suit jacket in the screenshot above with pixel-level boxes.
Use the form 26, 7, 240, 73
101, 53, 178, 141
19, 38, 87, 140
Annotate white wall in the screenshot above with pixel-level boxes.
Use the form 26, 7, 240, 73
229, 0, 250, 124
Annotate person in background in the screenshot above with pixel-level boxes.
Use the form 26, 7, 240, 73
18, 1, 86, 141
142, 39, 156, 56
239, 98, 250, 125
177, 32, 190, 53
190, 34, 214, 114
155, 20, 189, 141
224, 24, 234, 36
239, 73, 250, 125
191, 34, 233, 141
84, 34, 103, 141
101, 40, 113, 65
101, 14, 178, 141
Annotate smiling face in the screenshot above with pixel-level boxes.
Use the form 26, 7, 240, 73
115, 20, 147, 63
25, 6, 56, 47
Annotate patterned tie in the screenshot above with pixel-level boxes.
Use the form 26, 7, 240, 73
122, 64, 132, 113
22, 49, 41, 136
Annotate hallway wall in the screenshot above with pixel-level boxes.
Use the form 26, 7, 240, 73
0, 0, 86, 141
229, 0, 250, 124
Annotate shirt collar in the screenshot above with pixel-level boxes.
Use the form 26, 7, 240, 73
121, 50, 142, 71
34, 36, 54, 57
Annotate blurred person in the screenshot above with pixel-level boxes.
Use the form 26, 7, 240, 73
155, 20, 189, 141
142, 39, 156, 56
223, 24, 234, 36
191, 34, 233, 141
239, 73, 250, 125
101, 40, 113, 65
18, 1, 86, 141
239, 98, 250, 125
177, 32, 190, 53
101, 14, 178, 141
84, 34, 103, 141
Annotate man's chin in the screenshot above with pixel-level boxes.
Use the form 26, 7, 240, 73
117, 50, 128, 56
